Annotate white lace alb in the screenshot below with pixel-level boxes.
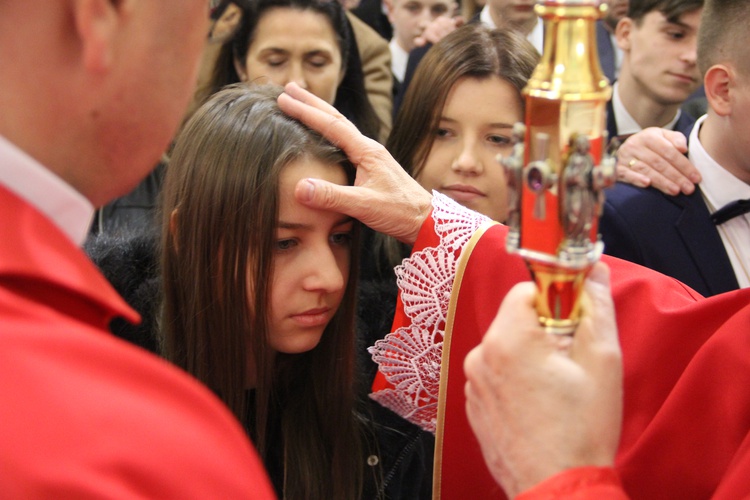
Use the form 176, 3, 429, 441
369, 192, 490, 433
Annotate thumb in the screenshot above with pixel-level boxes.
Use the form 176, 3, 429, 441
665, 129, 688, 153
294, 178, 365, 218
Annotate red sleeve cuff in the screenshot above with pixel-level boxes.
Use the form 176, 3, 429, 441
412, 208, 439, 253
516, 467, 628, 500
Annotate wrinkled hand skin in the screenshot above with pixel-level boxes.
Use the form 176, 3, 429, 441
464, 263, 623, 498
278, 83, 432, 245
616, 127, 701, 195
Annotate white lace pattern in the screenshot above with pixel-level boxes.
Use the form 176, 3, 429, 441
369, 192, 490, 432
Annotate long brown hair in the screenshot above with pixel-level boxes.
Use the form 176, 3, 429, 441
388, 24, 539, 180
161, 84, 363, 499
378, 25, 539, 267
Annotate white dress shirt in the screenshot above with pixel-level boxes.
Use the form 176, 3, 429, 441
389, 38, 409, 83
689, 115, 750, 288
612, 81, 681, 135
0, 135, 93, 246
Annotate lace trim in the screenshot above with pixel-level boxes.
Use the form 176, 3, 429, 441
369, 192, 490, 432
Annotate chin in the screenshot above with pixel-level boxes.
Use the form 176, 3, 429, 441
272, 334, 324, 354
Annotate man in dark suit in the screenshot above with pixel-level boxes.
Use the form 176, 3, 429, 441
606, 0, 703, 142
601, 0, 750, 297
601, 183, 738, 296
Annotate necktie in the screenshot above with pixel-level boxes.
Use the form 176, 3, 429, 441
711, 199, 750, 225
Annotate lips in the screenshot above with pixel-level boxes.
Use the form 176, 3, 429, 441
441, 184, 485, 202
291, 307, 332, 328
670, 73, 697, 85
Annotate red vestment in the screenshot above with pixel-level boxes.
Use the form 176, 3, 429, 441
374, 195, 750, 499
0, 185, 275, 498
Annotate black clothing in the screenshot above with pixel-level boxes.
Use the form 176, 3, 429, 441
89, 162, 165, 238
600, 182, 740, 297
252, 392, 434, 499
351, 0, 392, 41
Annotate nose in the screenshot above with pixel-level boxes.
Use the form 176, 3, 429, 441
682, 45, 697, 66
451, 139, 483, 175
284, 63, 308, 90
417, 7, 432, 26
303, 246, 346, 294
680, 34, 698, 66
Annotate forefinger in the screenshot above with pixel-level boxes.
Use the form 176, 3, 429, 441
277, 82, 378, 165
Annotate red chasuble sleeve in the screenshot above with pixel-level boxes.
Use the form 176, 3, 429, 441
516, 467, 628, 499
371, 194, 750, 499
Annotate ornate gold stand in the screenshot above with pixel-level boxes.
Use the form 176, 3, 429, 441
503, 0, 616, 334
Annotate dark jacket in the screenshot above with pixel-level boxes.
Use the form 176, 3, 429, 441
596, 20, 617, 83
89, 161, 165, 238
600, 182, 739, 297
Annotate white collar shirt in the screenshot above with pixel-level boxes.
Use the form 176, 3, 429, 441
689, 114, 750, 288
612, 81, 681, 135
0, 134, 93, 246
390, 38, 409, 83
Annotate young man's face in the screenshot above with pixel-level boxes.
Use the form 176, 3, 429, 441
387, 0, 455, 52
486, 0, 537, 29
618, 8, 702, 106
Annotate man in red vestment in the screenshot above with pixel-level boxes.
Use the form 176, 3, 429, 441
277, 4, 750, 488
0, 1, 273, 497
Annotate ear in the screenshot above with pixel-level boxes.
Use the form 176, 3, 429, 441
73, 0, 120, 73
614, 17, 632, 52
704, 64, 732, 117
233, 56, 248, 81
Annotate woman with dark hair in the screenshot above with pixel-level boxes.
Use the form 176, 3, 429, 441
200, 0, 381, 140
160, 84, 431, 499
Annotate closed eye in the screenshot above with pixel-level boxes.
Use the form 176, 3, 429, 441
307, 55, 331, 68
266, 56, 287, 67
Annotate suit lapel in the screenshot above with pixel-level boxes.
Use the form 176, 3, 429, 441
596, 21, 616, 82
673, 188, 740, 295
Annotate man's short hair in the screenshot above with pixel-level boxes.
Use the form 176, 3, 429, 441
697, 0, 750, 76
628, 0, 703, 24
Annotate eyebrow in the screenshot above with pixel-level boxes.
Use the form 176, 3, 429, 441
439, 116, 516, 129
663, 18, 695, 31
277, 215, 354, 231
258, 47, 333, 57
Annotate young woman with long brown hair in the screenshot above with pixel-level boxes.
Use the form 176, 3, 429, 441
160, 84, 431, 499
